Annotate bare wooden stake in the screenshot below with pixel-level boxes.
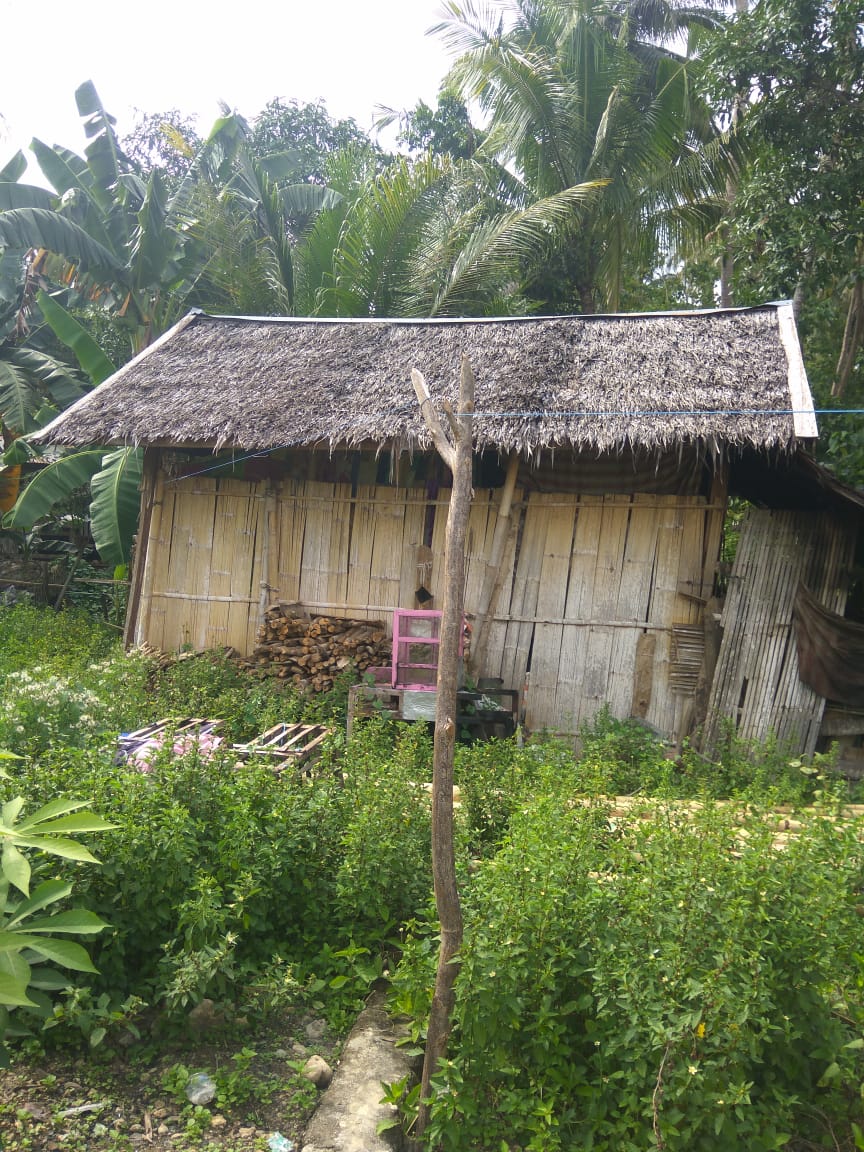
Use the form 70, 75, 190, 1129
413, 356, 475, 1139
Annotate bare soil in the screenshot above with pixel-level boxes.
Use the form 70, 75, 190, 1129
0, 1011, 343, 1152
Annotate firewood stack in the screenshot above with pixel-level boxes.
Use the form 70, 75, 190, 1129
237, 601, 391, 692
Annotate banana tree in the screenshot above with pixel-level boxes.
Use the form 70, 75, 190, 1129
2, 293, 142, 567
0, 81, 203, 357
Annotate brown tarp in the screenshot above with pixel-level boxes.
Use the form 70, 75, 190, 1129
793, 582, 864, 706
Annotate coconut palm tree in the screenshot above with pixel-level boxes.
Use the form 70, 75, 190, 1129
433, 0, 731, 311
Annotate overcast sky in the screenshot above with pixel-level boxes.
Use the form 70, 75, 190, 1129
0, 0, 456, 171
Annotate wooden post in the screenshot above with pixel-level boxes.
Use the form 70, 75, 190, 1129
411, 356, 474, 1139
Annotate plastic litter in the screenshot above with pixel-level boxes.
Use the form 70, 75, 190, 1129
268, 1134, 295, 1152
185, 1071, 217, 1106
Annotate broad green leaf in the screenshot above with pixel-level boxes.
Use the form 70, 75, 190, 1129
1, 797, 25, 825
0, 970, 36, 1008
1, 842, 30, 896
27, 967, 72, 991
0, 950, 31, 989
16, 910, 108, 935
10, 347, 88, 409
2, 437, 35, 466
0, 183, 55, 211
29, 139, 92, 198
0, 360, 39, 433
0, 152, 27, 182
36, 291, 116, 385
90, 447, 143, 567
131, 171, 173, 290
17, 798, 91, 828
5, 835, 99, 863
1, 934, 98, 973
17, 813, 114, 835
6, 880, 73, 927
0, 209, 122, 271
3, 449, 105, 529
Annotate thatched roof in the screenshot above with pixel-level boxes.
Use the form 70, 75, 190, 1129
37, 305, 816, 455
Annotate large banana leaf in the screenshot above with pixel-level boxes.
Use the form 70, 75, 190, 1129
0, 361, 38, 432
36, 291, 116, 385
10, 347, 88, 410
3, 449, 105, 528
89, 447, 143, 567
0, 152, 27, 183
0, 209, 122, 271
29, 139, 92, 199
0, 184, 55, 212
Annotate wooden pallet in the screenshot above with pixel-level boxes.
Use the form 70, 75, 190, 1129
233, 722, 332, 772
117, 718, 223, 763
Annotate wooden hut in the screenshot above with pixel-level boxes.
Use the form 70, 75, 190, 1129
37, 304, 860, 751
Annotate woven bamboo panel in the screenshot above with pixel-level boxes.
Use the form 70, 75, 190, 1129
703, 509, 856, 756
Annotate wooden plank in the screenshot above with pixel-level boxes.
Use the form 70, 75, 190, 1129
608, 495, 659, 718
397, 490, 430, 611
529, 495, 578, 730
276, 478, 304, 604
500, 495, 547, 717
368, 487, 405, 616
579, 495, 631, 727
346, 485, 376, 624
480, 492, 523, 683
554, 498, 602, 728
644, 495, 686, 736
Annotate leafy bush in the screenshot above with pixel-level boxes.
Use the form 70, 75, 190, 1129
0, 602, 118, 682
420, 792, 864, 1152
336, 720, 436, 937
0, 755, 112, 1061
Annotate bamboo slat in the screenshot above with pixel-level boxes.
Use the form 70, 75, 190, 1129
276, 478, 305, 604
580, 495, 631, 726
608, 495, 659, 717
645, 496, 687, 734
530, 496, 579, 730
481, 492, 523, 681
346, 484, 376, 624
554, 499, 602, 728
500, 495, 547, 715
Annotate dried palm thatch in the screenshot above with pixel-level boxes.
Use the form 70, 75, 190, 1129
37, 305, 815, 455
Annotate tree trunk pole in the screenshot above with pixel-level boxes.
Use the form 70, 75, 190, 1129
411, 356, 475, 1140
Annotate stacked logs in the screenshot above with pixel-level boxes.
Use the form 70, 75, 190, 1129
238, 601, 390, 692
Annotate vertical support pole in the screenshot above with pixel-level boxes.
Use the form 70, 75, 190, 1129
412, 357, 475, 1138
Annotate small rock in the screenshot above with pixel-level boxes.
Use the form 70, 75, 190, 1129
273, 1048, 289, 1059
303, 1017, 326, 1042
291, 1041, 308, 1057
157, 1123, 170, 1136
166, 1115, 181, 1125
211, 1115, 227, 1128
152, 1107, 168, 1120
188, 997, 221, 1031
130, 1123, 144, 1133
238, 1126, 256, 1137
19, 1102, 49, 1121
302, 1054, 333, 1089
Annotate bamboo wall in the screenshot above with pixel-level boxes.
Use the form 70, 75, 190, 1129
702, 508, 856, 756
134, 469, 724, 738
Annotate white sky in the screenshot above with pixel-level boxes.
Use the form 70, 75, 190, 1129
0, 0, 456, 173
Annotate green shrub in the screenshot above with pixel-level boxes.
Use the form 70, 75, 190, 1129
336, 720, 436, 937
422, 794, 864, 1151
0, 603, 118, 682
